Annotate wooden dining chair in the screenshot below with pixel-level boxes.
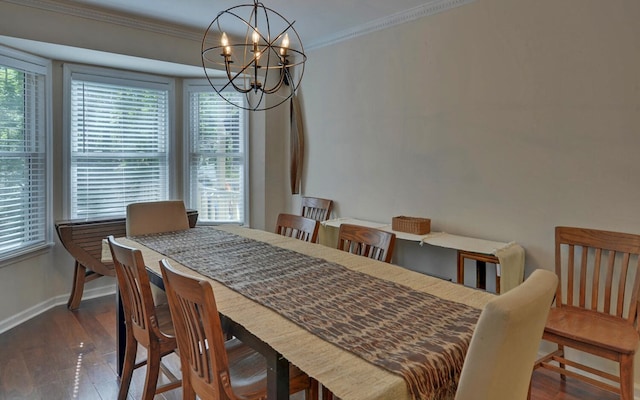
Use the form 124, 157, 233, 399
534, 226, 640, 400
455, 269, 558, 400
159, 259, 319, 400
107, 236, 180, 400
126, 200, 190, 236
301, 196, 333, 221
336, 223, 396, 263
275, 213, 320, 243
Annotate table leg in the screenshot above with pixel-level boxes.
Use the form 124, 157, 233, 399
267, 353, 290, 400
220, 314, 291, 400
476, 260, 487, 290
457, 251, 465, 285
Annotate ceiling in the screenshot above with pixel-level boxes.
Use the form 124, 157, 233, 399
67, 0, 454, 48
1, 0, 473, 76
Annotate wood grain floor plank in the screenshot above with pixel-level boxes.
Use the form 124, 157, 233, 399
0, 355, 35, 399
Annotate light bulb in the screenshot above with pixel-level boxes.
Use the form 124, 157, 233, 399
221, 32, 231, 56
280, 33, 289, 56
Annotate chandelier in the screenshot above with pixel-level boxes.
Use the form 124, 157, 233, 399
201, 0, 307, 111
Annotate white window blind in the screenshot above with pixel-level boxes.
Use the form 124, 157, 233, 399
0, 53, 49, 261
68, 71, 170, 219
186, 85, 246, 224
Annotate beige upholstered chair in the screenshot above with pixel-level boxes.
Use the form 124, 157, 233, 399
455, 269, 558, 400
301, 196, 333, 221
159, 259, 318, 400
276, 213, 320, 243
126, 200, 190, 236
108, 236, 180, 400
126, 200, 190, 304
336, 223, 396, 263
535, 226, 640, 400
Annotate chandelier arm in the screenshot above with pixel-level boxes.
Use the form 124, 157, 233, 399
226, 49, 263, 91
223, 67, 252, 94
261, 66, 286, 94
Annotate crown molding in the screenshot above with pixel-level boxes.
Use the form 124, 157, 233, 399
306, 0, 476, 50
4, 0, 204, 42
6, 0, 475, 50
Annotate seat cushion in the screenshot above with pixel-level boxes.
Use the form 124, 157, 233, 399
545, 307, 639, 354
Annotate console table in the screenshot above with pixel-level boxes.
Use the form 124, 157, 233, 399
55, 209, 198, 310
320, 218, 525, 294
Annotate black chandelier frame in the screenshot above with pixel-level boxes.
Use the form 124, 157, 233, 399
201, 0, 307, 111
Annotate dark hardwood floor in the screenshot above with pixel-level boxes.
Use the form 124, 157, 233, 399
0, 295, 622, 400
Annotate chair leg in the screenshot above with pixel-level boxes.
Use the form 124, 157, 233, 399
67, 261, 86, 310
322, 386, 333, 400
118, 332, 138, 400
141, 344, 162, 400
178, 357, 196, 400
620, 355, 634, 400
557, 344, 566, 381
306, 378, 319, 400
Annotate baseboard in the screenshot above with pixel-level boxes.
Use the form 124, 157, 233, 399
0, 285, 116, 334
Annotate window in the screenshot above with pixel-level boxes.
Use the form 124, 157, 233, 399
0, 47, 51, 262
184, 81, 247, 224
64, 65, 174, 219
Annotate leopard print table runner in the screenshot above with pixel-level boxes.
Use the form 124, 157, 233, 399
134, 227, 481, 400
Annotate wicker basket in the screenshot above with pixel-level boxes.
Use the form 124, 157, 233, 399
392, 216, 431, 235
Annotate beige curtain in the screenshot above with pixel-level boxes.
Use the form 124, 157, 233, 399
290, 93, 304, 194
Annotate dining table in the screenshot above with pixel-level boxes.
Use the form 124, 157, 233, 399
112, 225, 495, 400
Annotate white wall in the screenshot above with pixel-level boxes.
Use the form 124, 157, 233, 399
298, 0, 640, 272
295, 0, 640, 385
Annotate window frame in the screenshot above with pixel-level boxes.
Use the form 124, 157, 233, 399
0, 45, 53, 265
183, 79, 249, 225
62, 64, 177, 220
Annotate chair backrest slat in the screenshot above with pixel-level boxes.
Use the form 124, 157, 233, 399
617, 253, 631, 317
579, 246, 588, 308
590, 248, 602, 310
604, 250, 616, 314
567, 245, 575, 305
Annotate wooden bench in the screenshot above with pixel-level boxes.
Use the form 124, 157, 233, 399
56, 210, 198, 310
